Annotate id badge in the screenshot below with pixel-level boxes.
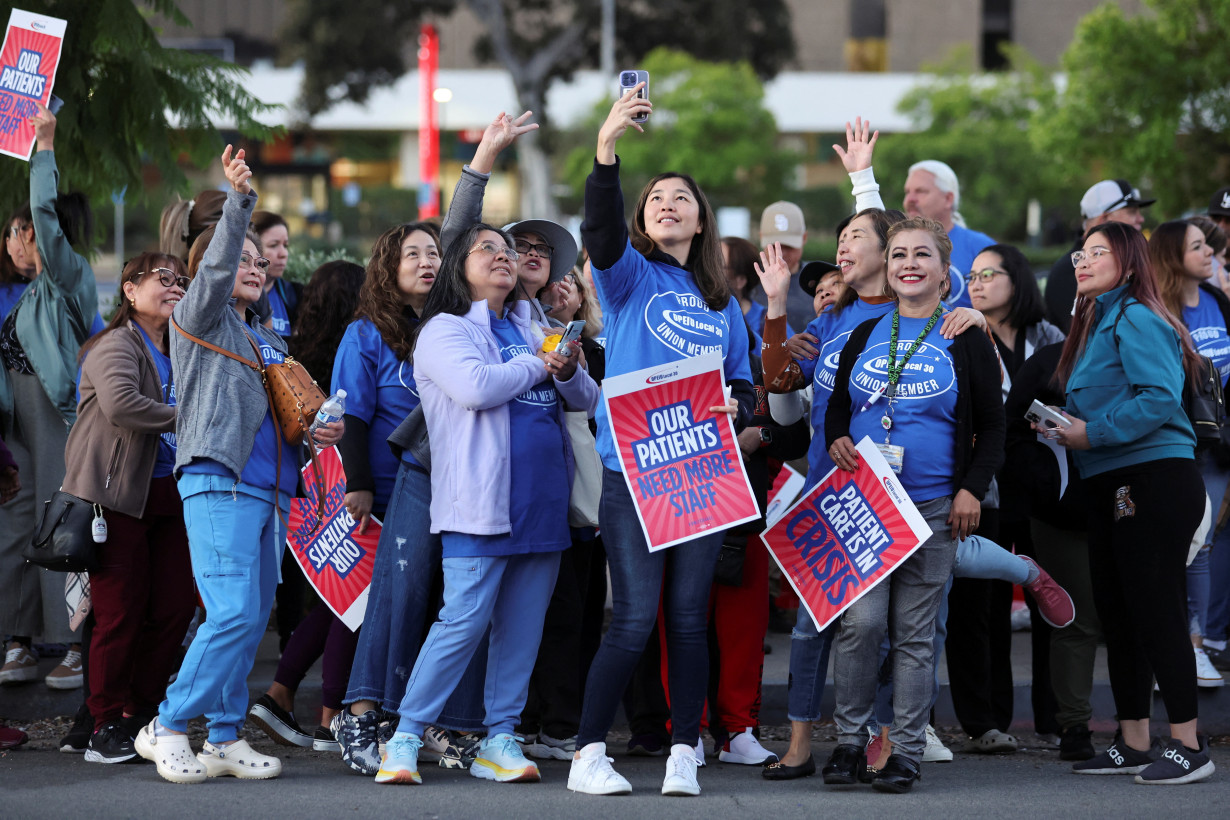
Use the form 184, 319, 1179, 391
877, 443, 905, 474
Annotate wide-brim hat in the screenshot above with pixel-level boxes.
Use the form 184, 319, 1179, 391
502, 220, 578, 284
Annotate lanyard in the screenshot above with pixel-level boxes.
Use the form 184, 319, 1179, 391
885, 306, 943, 396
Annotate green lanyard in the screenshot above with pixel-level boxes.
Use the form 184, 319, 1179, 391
885, 306, 943, 398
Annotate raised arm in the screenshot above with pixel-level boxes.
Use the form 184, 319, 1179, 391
833, 117, 885, 212
582, 87, 653, 273
439, 111, 537, 253
28, 103, 94, 300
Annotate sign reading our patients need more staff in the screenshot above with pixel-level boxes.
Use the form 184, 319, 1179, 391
603, 352, 759, 552
0, 10, 66, 161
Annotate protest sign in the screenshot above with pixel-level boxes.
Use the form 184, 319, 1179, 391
286, 446, 380, 630
0, 9, 66, 161
760, 436, 931, 632
603, 352, 759, 551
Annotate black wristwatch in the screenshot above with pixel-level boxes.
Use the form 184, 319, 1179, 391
758, 427, 773, 446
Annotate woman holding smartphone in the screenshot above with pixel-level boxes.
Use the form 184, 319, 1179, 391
566, 85, 755, 799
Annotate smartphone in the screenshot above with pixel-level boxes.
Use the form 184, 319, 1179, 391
619, 69, 650, 123
47, 94, 64, 115
1025, 399, 1071, 430
554, 320, 586, 356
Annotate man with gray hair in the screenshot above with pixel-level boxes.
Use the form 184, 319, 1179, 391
903, 160, 995, 309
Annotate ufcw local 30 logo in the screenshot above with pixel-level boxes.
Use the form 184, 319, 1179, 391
644, 292, 728, 357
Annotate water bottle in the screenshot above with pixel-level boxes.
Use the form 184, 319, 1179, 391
309, 389, 347, 437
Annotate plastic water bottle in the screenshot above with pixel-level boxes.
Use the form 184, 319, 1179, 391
309, 389, 347, 436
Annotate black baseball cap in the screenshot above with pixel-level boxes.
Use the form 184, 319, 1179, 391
1209, 186, 1230, 219
799, 260, 840, 297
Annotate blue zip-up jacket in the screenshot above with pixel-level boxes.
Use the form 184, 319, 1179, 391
1065, 285, 1195, 478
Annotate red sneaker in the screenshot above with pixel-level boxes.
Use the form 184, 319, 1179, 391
0, 726, 29, 750
1021, 556, 1075, 628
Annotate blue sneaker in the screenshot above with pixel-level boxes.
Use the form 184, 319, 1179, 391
375, 732, 423, 785
471, 733, 540, 782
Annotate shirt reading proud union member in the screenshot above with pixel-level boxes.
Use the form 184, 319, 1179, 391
1184, 289, 1230, 387
847, 314, 958, 502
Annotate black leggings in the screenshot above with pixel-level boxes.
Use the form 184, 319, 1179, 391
1087, 458, 1204, 724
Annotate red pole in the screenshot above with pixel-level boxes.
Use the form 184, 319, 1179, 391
418, 24, 440, 219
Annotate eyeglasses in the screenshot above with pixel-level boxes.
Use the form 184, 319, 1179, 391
965, 268, 1008, 284
514, 238, 553, 259
239, 252, 271, 271
1071, 247, 1113, 266
467, 241, 520, 261
141, 267, 190, 290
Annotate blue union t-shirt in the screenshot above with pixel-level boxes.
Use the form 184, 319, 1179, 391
134, 325, 177, 478
846, 313, 958, 502
266, 285, 292, 337
1184, 289, 1230, 387
442, 312, 570, 558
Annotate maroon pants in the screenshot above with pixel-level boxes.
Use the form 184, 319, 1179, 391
87, 475, 195, 729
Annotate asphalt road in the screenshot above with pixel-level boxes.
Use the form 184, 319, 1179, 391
3, 734, 1227, 819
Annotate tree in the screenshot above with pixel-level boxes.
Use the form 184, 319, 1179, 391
0, 1, 278, 217
871, 45, 1091, 242
561, 49, 794, 215
1036, 0, 1230, 216
282, 0, 796, 219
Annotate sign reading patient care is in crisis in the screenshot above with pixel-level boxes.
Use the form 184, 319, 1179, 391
287, 446, 380, 630
761, 437, 931, 631
0, 10, 66, 161
603, 352, 759, 551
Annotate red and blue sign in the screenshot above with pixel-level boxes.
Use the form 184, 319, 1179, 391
604, 352, 759, 551
0, 10, 65, 161
760, 437, 931, 631
287, 446, 381, 630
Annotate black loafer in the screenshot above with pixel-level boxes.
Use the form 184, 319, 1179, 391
822, 744, 866, 785
762, 753, 816, 780
872, 754, 921, 793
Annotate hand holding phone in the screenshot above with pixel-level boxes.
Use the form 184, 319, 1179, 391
552, 320, 585, 357
1025, 400, 1071, 435
619, 70, 650, 123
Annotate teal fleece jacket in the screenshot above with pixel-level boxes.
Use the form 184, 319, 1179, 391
1065, 285, 1195, 478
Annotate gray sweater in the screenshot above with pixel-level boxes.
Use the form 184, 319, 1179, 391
170, 188, 288, 479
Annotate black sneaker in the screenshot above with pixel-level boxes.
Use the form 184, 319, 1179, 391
424, 727, 482, 769
59, 703, 91, 753
313, 720, 342, 753
1135, 737, 1215, 785
1205, 644, 1230, 672
1059, 724, 1096, 761
627, 733, 668, 756
337, 708, 382, 775
84, 721, 139, 764
247, 693, 313, 747
1072, 731, 1157, 775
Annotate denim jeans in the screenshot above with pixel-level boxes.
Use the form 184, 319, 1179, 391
1189, 454, 1227, 638
953, 534, 1030, 584
396, 550, 560, 738
832, 496, 958, 764
786, 607, 834, 723
343, 463, 486, 731
576, 468, 723, 748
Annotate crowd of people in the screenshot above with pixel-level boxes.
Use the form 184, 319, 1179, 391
1, 83, 1228, 795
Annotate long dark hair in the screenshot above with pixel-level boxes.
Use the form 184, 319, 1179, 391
0, 207, 32, 286
1149, 220, 1199, 322
356, 222, 440, 361
832, 208, 907, 314
977, 243, 1046, 330
630, 172, 728, 311
79, 252, 187, 359
288, 261, 366, 392
1055, 221, 1201, 387
411, 222, 516, 356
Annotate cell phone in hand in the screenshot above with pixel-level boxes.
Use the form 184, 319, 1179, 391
1025, 399, 1071, 430
554, 320, 585, 356
619, 70, 650, 123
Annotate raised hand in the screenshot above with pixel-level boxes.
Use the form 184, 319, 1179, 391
472, 111, 538, 174
30, 101, 55, 151
597, 84, 652, 164
754, 242, 793, 317
832, 117, 879, 173
221, 145, 252, 195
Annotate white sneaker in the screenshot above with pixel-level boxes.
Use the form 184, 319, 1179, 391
693, 737, 706, 767
662, 743, 701, 796
568, 742, 631, 795
718, 727, 779, 765
923, 724, 953, 763
1195, 646, 1226, 688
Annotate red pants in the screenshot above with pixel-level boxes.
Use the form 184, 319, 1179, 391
87, 476, 195, 729
659, 535, 770, 735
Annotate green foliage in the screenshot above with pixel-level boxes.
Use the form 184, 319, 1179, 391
0, 0, 279, 222
1038, 0, 1230, 217
872, 45, 1091, 242
562, 49, 794, 214
283, 244, 366, 284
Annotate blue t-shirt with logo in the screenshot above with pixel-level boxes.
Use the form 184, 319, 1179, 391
946, 223, 996, 309
796, 299, 895, 490
332, 318, 421, 512
1184, 289, 1230, 387
846, 313, 958, 502
266, 285, 292, 337
591, 240, 753, 471
182, 335, 298, 496
442, 312, 570, 558
134, 325, 177, 478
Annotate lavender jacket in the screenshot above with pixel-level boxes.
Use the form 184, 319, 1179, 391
415, 299, 600, 535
